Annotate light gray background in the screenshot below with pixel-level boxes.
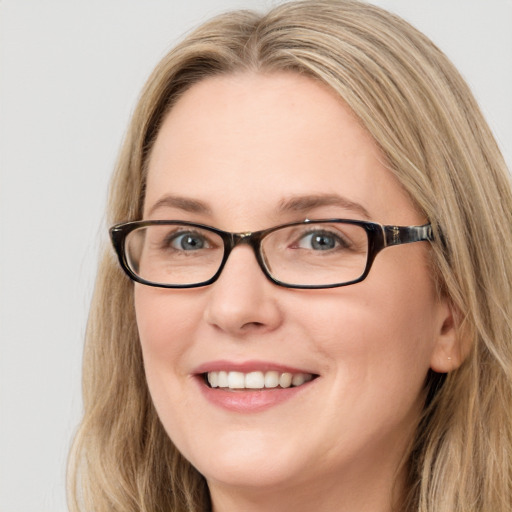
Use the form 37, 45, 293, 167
1, 1, 511, 511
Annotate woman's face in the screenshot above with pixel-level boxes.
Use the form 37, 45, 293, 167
136, 73, 455, 504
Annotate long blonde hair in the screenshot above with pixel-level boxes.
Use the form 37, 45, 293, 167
68, 1, 512, 510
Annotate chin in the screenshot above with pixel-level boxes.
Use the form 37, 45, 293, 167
176, 429, 309, 490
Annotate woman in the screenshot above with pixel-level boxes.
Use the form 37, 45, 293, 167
68, 1, 512, 511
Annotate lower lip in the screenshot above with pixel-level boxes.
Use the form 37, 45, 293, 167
196, 377, 314, 413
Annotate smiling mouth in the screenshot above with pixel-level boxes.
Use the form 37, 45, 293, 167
204, 370, 317, 390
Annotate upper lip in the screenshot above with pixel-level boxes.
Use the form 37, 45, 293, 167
193, 359, 318, 375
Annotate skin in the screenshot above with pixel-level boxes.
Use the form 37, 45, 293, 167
135, 72, 458, 512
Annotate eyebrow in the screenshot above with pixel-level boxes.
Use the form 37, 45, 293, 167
277, 194, 371, 219
147, 195, 212, 216
147, 193, 371, 220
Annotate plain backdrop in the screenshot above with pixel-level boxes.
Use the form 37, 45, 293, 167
0, 1, 511, 511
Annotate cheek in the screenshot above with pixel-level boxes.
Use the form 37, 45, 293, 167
133, 286, 197, 418
134, 287, 206, 447
134, 286, 200, 359
298, 262, 439, 398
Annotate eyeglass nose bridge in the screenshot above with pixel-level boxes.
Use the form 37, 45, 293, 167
226, 230, 264, 250
216, 230, 272, 283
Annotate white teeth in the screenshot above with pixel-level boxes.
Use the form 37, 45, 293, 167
218, 371, 229, 388
279, 372, 293, 388
206, 370, 314, 390
207, 371, 219, 388
291, 374, 305, 387
264, 371, 279, 388
227, 371, 245, 389
245, 371, 264, 389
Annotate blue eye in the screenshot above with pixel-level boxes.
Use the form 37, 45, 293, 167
170, 232, 208, 251
298, 231, 341, 251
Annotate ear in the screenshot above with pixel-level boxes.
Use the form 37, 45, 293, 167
429, 299, 469, 373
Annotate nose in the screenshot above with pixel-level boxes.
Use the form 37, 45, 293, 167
203, 244, 283, 336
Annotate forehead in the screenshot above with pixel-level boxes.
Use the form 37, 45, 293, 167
144, 72, 420, 228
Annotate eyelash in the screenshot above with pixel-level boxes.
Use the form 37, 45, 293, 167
162, 230, 214, 252
294, 229, 351, 250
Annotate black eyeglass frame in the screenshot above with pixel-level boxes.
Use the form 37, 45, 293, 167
110, 219, 433, 289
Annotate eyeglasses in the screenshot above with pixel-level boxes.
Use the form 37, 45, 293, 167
110, 219, 433, 289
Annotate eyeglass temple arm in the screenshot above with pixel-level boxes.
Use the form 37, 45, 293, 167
383, 224, 433, 247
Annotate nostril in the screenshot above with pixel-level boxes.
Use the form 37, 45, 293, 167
240, 321, 265, 330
